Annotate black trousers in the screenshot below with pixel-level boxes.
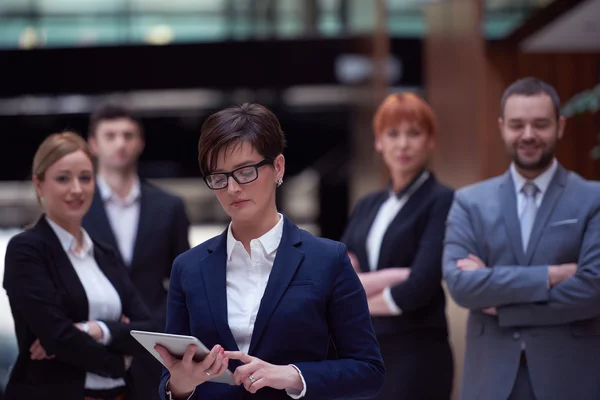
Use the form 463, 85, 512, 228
374, 333, 454, 400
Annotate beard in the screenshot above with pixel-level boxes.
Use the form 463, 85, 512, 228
514, 150, 554, 171
512, 140, 556, 171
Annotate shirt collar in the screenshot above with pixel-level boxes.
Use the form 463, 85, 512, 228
510, 158, 558, 196
96, 175, 141, 205
46, 216, 94, 257
388, 169, 430, 199
226, 213, 285, 261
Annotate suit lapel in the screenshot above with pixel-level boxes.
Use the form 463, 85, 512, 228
378, 175, 433, 270
499, 173, 527, 265
87, 190, 122, 262
130, 183, 152, 270
248, 218, 304, 355
202, 231, 239, 353
37, 217, 90, 322
359, 192, 388, 273
524, 166, 567, 263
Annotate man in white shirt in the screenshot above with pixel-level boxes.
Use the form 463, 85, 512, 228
83, 104, 190, 400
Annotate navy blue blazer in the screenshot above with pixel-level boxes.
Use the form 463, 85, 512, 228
159, 217, 385, 399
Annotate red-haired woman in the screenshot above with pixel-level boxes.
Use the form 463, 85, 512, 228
341, 93, 454, 399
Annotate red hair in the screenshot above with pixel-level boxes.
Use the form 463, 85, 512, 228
372, 92, 437, 137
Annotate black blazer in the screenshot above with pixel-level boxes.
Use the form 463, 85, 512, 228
83, 180, 190, 319
341, 173, 454, 337
2, 217, 156, 400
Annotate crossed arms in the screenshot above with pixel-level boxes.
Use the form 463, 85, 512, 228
349, 192, 454, 316
443, 193, 600, 328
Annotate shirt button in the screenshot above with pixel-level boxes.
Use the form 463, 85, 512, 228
513, 332, 521, 340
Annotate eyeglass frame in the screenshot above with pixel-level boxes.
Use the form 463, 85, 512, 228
202, 158, 274, 190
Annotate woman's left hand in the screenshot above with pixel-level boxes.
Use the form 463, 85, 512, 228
225, 351, 303, 394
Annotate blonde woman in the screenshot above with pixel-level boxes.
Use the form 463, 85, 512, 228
3, 132, 155, 400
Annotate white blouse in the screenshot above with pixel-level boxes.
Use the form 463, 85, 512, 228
365, 171, 430, 314
46, 217, 125, 390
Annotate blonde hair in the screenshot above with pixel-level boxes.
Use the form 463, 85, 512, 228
32, 132, 94, 206
32, 132, 93, 181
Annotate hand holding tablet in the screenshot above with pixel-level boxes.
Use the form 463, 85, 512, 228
130, 330, 234, 394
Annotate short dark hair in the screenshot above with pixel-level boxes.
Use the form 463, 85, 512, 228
197, 103, 286, 175
88, 104, 143, 137
500, 77, 561, 120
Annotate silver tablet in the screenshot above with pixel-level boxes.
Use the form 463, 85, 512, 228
130, 330, 236, 385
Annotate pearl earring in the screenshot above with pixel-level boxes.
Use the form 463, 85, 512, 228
276, 178, 283, 187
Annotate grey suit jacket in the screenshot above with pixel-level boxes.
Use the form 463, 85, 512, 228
443, 164, 600, 400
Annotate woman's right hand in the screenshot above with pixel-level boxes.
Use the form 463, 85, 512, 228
154, 344, 229, 397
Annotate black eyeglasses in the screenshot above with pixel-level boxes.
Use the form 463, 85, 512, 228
203, 158, 273, 190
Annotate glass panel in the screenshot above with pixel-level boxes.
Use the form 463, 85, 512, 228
348, 0, 374, 34
40, 17, 126, 47
319, 13, 343, 36
0, 0, 35, 14
484, 12, 529, 39
37, 0, 125, 15
318, 0, 338, 14
389, 15, 426, 38
129, 0, 223, 13
0, 0, 562, 49
0, 19, 30, 48
131, 15, 227, 43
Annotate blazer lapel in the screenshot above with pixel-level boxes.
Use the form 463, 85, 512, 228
201, 231, 239, 352
359, 192, 388, 273
248, 218, 304, 355
130, 183, 152, 269
87, 190, 122, 262
524, 166, 567, 263
499, 173, 527, 265
378, 175, 433, 270
37, 217, 90, 322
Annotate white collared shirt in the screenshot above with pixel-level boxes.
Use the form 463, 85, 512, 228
96, 175, 141, 266
226, 214, 306, 398
45, 217, 125, 390
510, 158, 558, 217
365, 171, 430, 315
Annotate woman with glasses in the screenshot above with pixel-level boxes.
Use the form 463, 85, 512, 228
154, 103, 385, 400
340, 93, 454, 399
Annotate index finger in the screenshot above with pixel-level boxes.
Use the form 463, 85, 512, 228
198, 345, 221, 370
224, 351, 253, 364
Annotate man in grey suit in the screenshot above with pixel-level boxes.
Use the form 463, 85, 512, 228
443, 77, 600, 400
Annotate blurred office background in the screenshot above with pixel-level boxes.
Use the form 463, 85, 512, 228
0, 0, 598, 398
